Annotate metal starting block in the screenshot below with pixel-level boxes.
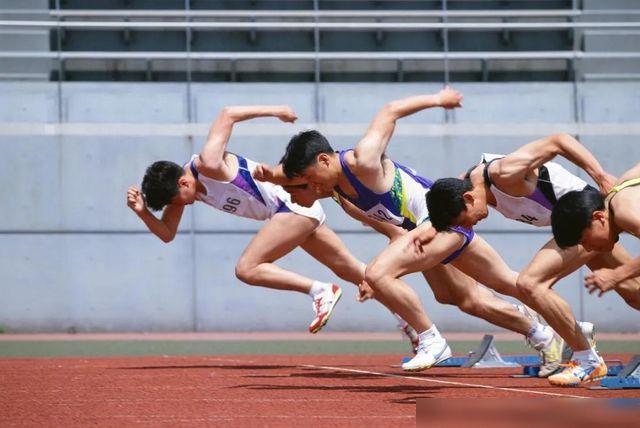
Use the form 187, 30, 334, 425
400, 334, 539, 369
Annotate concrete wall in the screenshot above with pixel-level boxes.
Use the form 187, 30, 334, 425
1, 82, 639, 332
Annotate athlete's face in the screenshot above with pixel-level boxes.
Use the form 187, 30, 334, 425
170, 175, 198, 206
300, 153, 337, 194
452, 178, 489, 228
579, 211, 617, 252
283, 184, 331, 208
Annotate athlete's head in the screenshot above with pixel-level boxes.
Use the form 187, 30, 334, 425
551, 188, 616, 251
426, 164, 490, 230
281, 130, 339, 193
141, 160, 197, 211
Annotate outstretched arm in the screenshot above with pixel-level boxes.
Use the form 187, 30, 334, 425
352, 87, 462, 176
253, 163, 306, 187
127, 186, 184, 243
197, 105, 297, 181
491, 133, 616, 194
337, 196, 407, 242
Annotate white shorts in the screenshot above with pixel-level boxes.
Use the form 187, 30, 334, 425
273, 189, 326, 226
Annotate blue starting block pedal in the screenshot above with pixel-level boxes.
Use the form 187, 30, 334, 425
400, 334, 539, 369
594, 355, 640, 390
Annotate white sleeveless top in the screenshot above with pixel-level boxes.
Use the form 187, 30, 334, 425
482, 153, 589, 227
190, 154, 323, 222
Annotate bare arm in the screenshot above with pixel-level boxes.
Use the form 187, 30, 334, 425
127, 186, 184, 243
352, 87, 462, 177
197, 105, 297, 181
253, 163, 307, 187
491, 133, 616, 194
337, 196, 407, 241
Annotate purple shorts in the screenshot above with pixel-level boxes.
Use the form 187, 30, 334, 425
440, 226, 475, 264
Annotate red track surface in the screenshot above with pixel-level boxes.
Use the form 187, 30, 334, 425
1, 354, 638, 427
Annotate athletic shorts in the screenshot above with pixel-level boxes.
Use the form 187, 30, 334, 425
440, 226, 475, 264
273, 189, 326, 227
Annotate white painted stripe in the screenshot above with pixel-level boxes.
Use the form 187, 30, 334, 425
302, 364, 591, 399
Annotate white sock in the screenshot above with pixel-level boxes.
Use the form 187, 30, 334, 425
309, 281, 330, 299
526, 322, 553, 348
418, 325, 442, 343
573, 348, 600, 363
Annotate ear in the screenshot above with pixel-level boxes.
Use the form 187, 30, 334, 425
592, 210, 607, 226
462, 191, 474, 207
177, 176, 190, 188
317, 152, 331, 167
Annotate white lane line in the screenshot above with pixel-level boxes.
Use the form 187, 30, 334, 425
301, 364, 591, 399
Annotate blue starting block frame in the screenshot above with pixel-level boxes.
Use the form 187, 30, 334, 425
598, 355, 640, 390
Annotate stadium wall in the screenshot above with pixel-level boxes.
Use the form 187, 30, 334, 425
1, 81, 638, 332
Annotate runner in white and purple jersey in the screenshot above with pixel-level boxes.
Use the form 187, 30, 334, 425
425, 133, 626, 387
332, 149, 473, 264
270, 88, 559, 374
126, 104, 420, 344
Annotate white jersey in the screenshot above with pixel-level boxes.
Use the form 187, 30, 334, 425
190, 154, 325, 224
481, 153, 589, 227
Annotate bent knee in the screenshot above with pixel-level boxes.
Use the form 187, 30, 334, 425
516, 275, 545, 300
432, 291, 456, 306
234, 260, 258, 285
621, 291, 640, 311
457, 297, 483, 316
364, 261, 390, 289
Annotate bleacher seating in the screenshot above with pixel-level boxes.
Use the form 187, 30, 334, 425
1, 0, 639, 82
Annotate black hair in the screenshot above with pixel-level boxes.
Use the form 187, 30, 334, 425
280, 130, 333, 179
141, 161, 185, 211
551, 188, 605, 249
426, 177, 473, 231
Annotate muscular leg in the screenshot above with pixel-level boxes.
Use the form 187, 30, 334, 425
587, 243, 640, 310
516, 238, 596, 351
365, 223, 462, 332
430, 236, 532, 335
234, 212, 321, 294
299, 224, 365, 285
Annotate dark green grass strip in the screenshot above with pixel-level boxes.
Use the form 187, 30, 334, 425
0, 340, 637, 358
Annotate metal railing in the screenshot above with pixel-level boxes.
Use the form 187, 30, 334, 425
3, 5, 640, 120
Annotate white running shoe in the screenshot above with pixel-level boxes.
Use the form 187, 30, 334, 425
401, 339, 451, 372
309, 284, 342, 334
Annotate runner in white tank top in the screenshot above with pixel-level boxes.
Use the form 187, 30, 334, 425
126, 105, 419, 344
426, 133, 621, 387
480, 153, 590, 227
188, 153, 325, 224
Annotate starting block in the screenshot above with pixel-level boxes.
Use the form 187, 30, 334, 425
596, 355, 640, 390
400, 334, 539, 369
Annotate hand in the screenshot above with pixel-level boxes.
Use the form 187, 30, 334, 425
127, 186, 147, 214
435, 86, 463, 109
357, 280, 375, 302
584, 268, 620, 296
597, 172, 617, 195
253, 163, 276, 182
275, 106, 298, 123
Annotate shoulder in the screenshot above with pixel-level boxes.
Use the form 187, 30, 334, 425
196, 152, 239, 181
